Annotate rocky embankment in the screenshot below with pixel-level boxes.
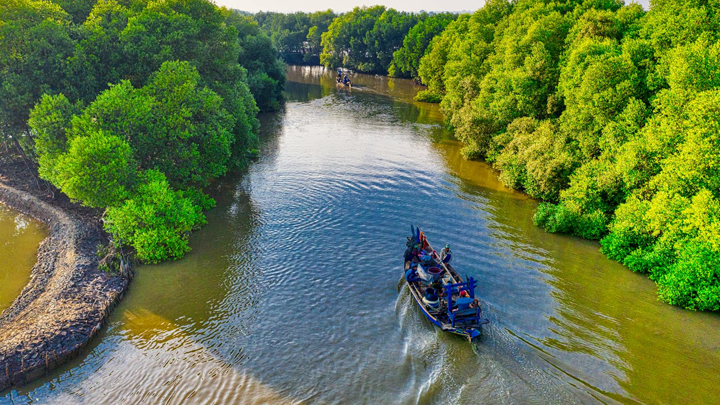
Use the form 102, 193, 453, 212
0, 167, 130, 391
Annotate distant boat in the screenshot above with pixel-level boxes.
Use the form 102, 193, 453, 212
336, 78, 352, 88
335, 68, 352, 88
402, 226, 489, 341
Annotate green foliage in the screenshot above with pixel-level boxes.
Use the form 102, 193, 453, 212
414, 90, 443, 103
118, 0, 236, 88
65, 0, 131, 103
49, 0, 96, 24
391, 13, 457, 79
494, 118, 578, 201
28, 94, 79, 181
117, 0, 261, 156
320, 6, 421, 74
2, 0, 283, 166
228, 13, 286, 112
416, 14, 471, 95
105, 170, 209, 263
411, 0, 720, 310
4, 0, 285, 264
64, 61, 234, 189
0, 0, 75, 145
320, 6, 386, 71
658, 241, 720, 311
29, 61, 243, 262
253, 10, 336, 64
54, 131, 136, 208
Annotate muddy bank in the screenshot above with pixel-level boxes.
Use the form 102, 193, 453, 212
0, 165, 130, 391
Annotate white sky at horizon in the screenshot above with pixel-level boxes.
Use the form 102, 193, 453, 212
217, 0, 649, 14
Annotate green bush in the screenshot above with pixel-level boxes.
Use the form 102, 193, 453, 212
54, 131, 137, 208
414, 90, 443, 103
30, 62, 247, 262
5, 0, 286, 265
391, 13, 457, 79
104, 171, 208, 263
658, 242, 720, 311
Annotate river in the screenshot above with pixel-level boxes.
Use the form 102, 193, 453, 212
2, 65, 720, 404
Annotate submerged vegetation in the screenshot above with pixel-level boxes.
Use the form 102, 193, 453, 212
253, 0, 720, 311
1, 0, 285, 263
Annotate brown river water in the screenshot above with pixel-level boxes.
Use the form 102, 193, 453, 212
2, 65, 720, 404
0, 206, 45, 313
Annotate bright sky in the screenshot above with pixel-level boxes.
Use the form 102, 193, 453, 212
219, 0, 649, 14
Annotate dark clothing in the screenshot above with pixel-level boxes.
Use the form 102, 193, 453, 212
404, 247, 415, 262
405, 268, 422, 283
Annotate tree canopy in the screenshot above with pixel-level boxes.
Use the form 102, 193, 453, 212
253, 10, 336, 64
320, 6, 422, 74
2, 0, 286, 263
389, 13, 457, 79
408, 0, 720, 310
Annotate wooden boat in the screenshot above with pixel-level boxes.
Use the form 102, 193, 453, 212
334, 67, 353, 88
402, 225, 489, 341
336, 78, 352, 88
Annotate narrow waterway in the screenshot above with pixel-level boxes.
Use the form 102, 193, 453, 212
0, 206, 46, 313
3, 66, 720, 404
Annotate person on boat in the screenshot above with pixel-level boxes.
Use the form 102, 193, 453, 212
413, 243, 424, 261
337, 68, 342, 82
404, 244, 417, 263
419, 250, 437, 267
459, 289, 480, 308
454, 290, 476, 313
343, 74, 349, 85
405, 264, 422, 283
440, 244, 452, 264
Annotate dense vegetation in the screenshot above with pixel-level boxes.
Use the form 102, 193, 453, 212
1, 0, 285, 263
413, 0, 720, 311
254, 10, 336, 65
320, 6, 423, 74
389, 13, 457, 79
253, 0, 720, 311
251, 8, 453, 78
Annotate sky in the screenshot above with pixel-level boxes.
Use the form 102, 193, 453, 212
219, 0, 649, 14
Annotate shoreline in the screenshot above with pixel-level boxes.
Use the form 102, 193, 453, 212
0, 164, 131, 392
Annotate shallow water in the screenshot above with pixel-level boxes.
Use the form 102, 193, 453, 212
0, 205, 46, 313
3, 66, 720, 404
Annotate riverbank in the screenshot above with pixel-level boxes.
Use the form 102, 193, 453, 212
0, 163, 130, 391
